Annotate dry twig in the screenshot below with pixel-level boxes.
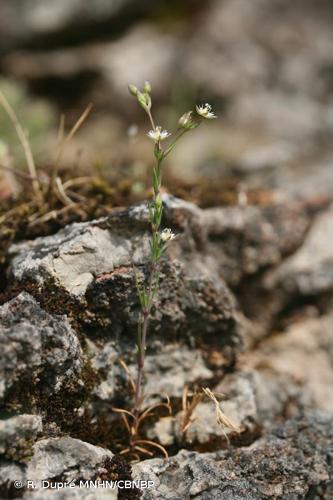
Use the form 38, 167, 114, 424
0, 90, 43, 201
50, 103, 93, 204
203, 387, 241, 435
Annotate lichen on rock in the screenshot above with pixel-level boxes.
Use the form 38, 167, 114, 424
0, 292, 84, 411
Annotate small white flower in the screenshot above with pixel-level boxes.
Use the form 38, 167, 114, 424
147, 126, 171, 143
196, 103, 217, 119
160, 228, 175, 242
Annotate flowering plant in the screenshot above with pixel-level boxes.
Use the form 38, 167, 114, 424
118, 82, 216, 458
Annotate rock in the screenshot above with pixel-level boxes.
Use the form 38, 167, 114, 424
8, 217, 145, 297
200, 200, 310, 286
0, 414, 42, 459
86, 257, 241, 353
95, 24, 179, 101
0, 460, 26, 497
184, 0, 333, 134
181, 371, 272, 447
0, 0, 158, 52
269, 153, 333, 200
248, 312, 333, 414
2, 195, 322, 425
6, 194, 317, 370
148, 368, 305, 450
141, 346, 213, 405
2, 0, 333, 202
265, 204, 333, 297
0, 292, 83, 409
7, 196, 245, 365
7, 194, 311, 330
135, 411, 333, 499
26, 437, 113, 482
7, 196, 201, 298
87, 340, 118, 403
240, 368, 306, 424
0, 437, 117, 498
89, 340, 213, 407
23, 488, 117, 499
232, 91, 325, 147
166, 0, 333, 193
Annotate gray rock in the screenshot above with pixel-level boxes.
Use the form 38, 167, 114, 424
200, 200, 310, 286
89, 340, 213, 406
3, 23, 178, 102
184, 0, 333, 138
148, 368, 304, 449
142, 345, 213, 406
7, 195, 311, 347
0, 459, 26, 497
135, 411, 333, 499
180, 371, 267, 447
0, 414, 42, 458
0, 0, 156, 51
9, 194, 309, 294
87, 340, 119, 402
269, 153, 333, 200
8, 196, 202, 298
95, 24, 179, 100
0, 437, 116, 498
0, 292, 83, 406
248, 312, 333, 414
26, 437, 113, 482
2, 0, 333, 204
8, 216, 148, 297
86, 255, 241, 352
265, 204, 333, 296
7, 196, 245, 364
23, 488, 117, 499
161, 0, 333, 197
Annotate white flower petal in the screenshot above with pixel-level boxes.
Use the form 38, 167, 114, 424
147, 126, 171, 142
160, 228, 175, 242
196, 103, 217, 119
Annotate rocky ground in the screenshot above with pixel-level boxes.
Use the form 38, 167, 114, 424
0, 191, 333, 498
1, 0, 333, 498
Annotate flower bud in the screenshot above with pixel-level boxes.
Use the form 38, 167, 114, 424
178, 111, 199, 130
137, 91, 151, 111
143, 81, 152, 94
128, 84, 138, 97
178, 111, 192, 128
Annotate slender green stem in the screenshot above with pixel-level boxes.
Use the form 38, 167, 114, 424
133, 261, 158, 418
132, 136, 163, 422
147, 108, 156, 131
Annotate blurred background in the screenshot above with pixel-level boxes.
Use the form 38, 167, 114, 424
0, 0, 333, 204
